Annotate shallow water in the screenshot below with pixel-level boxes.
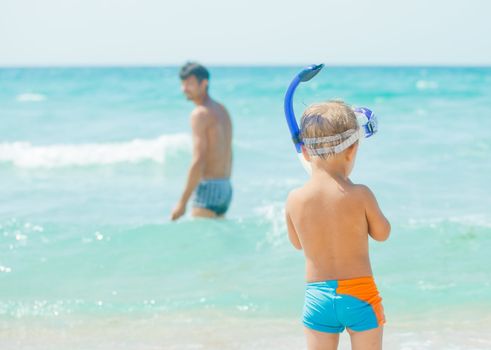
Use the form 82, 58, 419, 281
1, 66, 491, 348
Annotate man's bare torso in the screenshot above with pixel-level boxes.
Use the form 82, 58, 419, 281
193, 100, 232, 179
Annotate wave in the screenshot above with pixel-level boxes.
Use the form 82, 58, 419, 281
253, 202, 288, 249
0, 133, 191, 168
16, 93, 46, 102
406, 215, 491, 229
416, 80, 439, 90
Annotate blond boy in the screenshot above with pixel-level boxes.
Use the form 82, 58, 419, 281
285, 101, 391, 350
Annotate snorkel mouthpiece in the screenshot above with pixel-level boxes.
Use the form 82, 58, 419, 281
299, 64, 324, 82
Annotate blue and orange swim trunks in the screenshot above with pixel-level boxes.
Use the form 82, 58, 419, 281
303, 276, 385, 333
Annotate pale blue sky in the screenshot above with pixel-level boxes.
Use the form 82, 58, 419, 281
1, 0, 490, 66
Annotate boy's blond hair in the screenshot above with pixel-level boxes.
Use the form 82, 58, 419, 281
300, 100, 359, 158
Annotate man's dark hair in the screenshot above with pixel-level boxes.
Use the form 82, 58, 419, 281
179, 62, 210, 82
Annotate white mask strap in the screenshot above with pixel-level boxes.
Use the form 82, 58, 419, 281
302, 129, 357, 145
306, 129, 362, 156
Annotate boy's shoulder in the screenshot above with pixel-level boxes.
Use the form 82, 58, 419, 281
286, 182, 374, 206
348, 183, 376, 204
286, 187, 305, 210
286, 186, 301, 200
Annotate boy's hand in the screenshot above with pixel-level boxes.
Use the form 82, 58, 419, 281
360, 185, 391, 241
170, 201, 186, 221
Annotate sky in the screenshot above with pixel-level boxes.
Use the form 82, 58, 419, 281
0, 0, 490, 66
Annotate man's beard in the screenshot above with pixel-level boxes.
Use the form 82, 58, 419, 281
184, 93, 193, 100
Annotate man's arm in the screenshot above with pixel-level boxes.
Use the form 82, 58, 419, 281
170, 110, 208, 220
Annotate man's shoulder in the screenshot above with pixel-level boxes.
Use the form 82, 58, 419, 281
190, 106, 212, 128
191, 106, 209, 118
215, 101, 227, 112
206, 99, 229, 115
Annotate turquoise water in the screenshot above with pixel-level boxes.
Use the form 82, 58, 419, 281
1, 67, 491, 348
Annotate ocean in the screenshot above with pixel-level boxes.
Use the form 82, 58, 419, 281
1, 66, 491, 349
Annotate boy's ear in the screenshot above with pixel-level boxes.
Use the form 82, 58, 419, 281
345, 142, 359, 162
301, 145, 311, 162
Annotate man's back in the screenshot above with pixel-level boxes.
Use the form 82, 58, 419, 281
196, 100, 232, 179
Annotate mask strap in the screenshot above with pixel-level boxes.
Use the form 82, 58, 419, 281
306, 129, 362, 156
302, 129, 357, 145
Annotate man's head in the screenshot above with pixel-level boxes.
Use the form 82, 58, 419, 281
300, 100, 360, 172
179, 62, 210, 101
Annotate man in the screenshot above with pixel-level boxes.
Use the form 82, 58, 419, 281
170, 62, 233, 221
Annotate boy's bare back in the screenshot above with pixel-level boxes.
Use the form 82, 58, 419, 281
286, 173, 389, 282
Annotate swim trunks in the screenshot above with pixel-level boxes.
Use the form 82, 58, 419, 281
192, 178, 232, 216
303, 276, 385, 333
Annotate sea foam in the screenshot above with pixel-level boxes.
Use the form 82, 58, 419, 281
0, 133, 191, 168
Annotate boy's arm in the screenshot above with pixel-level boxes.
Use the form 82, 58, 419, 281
360, 185, 391, 241
285, 194, 302, 250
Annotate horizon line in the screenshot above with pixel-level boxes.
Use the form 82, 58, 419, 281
1, 62, 491, 69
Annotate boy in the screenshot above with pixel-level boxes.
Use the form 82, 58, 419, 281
285, 101, 391, 350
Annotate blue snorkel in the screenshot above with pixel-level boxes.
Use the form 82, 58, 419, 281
284, 64, 378, 174
284, 64, 325, 153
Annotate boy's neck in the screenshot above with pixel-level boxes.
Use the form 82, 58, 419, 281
310, 158, 349, 181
